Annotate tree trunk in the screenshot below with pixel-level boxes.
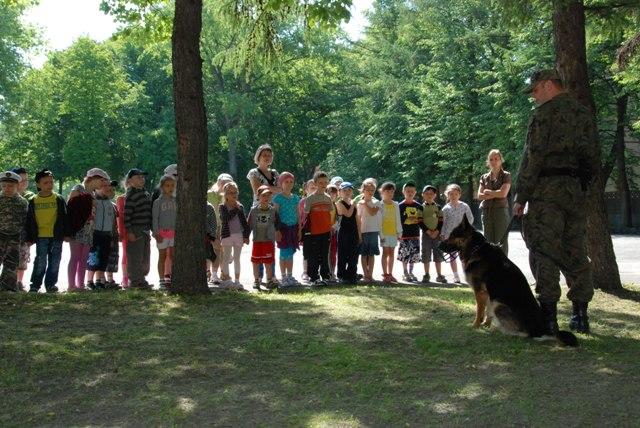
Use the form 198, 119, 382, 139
614, 94, 632, 228
552, 0, 622, 291
171, 0, 209, 294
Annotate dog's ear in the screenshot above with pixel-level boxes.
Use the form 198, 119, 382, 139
462, 213, 471, 229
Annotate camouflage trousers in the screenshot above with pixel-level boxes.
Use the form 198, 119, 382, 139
523, 198, 593, 304
0, 235, 21, 291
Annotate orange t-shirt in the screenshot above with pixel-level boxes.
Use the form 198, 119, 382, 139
304, 192, 334, 235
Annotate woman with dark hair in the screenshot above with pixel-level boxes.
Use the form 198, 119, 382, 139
477, 149, 511, 255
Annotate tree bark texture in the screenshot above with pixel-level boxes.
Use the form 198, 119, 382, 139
552, 0, 622, 291
171, 0, 209, 294
615, 95, 632, 228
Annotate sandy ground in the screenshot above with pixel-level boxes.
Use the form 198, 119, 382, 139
18, 232, 640, 292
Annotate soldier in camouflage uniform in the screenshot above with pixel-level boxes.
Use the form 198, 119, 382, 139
12, 167, 35, 291
0, 171, 29, 292
513, 69, 600, 334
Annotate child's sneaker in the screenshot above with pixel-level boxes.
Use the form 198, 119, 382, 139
288, 276, 301, 286
233, 280, 245, 291
28, 286, 39, 293
453, 274, 461, 284
253, 279, 261, 290
46, 285, 59, 293
104, 281, 121, 290
131, 282, 152, 291
402, 273, 414, 282
325, 276, 338, 285
409, 273, 419, 282
86, 281, 95, 290
301, 273, 310, 282
219, 279, 236, 289
266, 278, 279, 290
435, 275, 447, 283
313, 279, 327, 287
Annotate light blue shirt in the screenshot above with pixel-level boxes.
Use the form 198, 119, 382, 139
272, 193, 300, 226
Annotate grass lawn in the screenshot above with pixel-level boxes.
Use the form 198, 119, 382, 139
2, 284, 640, 427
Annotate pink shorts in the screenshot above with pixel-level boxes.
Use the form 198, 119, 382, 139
158, 229, 175, 239
221, 233, 244, 247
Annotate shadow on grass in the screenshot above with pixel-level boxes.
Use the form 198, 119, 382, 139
1, 287, 639, 426
604, 286, 640, 304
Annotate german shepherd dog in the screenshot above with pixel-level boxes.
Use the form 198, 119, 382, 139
438, 214, 578, 347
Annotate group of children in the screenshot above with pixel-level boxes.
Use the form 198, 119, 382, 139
0, 154, 476, 293
0, 165, 179, 293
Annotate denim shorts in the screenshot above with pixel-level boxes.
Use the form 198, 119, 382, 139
359, 232, 380, 256
380, 234, 398, 248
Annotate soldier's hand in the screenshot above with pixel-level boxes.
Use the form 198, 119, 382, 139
513, 202, 525, 217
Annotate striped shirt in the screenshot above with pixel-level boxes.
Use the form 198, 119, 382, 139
219, 203, 250, 239
304, 192, 334, 235
206, 202, 217, 239
124, 187, 152, 235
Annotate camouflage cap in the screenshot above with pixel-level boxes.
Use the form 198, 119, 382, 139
523, 69, 562, 94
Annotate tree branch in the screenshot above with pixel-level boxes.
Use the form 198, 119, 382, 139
584, 0, 640, 14
617, 32, 640, 70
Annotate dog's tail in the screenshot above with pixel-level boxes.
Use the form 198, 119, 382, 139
557, 330, 579, 347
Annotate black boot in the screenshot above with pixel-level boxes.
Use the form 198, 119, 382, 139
539, 300, 559, 335
569, 301, 581, 331
577, 302, 590, 334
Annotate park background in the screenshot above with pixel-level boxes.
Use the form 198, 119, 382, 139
2, 1, 640, 426
1, 0, 639, 231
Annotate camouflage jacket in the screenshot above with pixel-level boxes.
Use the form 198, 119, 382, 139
0, 194, 28, 238
514, 93, 600, 204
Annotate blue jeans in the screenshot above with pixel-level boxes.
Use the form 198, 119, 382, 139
30, 238, 63, 291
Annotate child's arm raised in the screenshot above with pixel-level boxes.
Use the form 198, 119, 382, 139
363, 200, 380, 216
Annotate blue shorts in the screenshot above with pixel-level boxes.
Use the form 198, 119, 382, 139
360, 232, 380, 256
279, 247, 296, 260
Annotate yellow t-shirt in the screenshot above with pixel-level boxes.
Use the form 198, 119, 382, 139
34, 194, 58, 238
381, 202, 397, 235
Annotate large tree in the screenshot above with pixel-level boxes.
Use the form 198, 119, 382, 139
168, 0, 352, 293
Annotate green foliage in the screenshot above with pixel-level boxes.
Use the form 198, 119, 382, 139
0, 0, 38, 115
2, 38, 166, 185
2, 0, 639, 199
